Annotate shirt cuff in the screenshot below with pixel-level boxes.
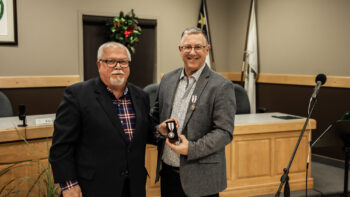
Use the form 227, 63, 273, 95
59, 180, 79, 192
154, 125, 167, 142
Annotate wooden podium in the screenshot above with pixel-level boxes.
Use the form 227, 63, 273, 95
0, 113, 316, 197
145, 112, 316, 196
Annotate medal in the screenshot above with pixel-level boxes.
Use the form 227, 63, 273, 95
190, 95, 197, 111
167, 121, 175, 138
166, 120, 178, 144
190, 104, 195, 111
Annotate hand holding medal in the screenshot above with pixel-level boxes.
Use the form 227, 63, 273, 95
166, 120, 179, 144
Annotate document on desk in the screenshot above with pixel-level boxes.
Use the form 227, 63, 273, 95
271, 115, 302, 120
35, 118, 53, 126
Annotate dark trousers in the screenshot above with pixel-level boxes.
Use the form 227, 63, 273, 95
160, 162, 219, 197
122, 178, 130, 197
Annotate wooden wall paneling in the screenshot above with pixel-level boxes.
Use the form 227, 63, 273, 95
0, 127, 25, 142
0, 75, 80, 89
218, 72, 350, 162
218, 72, 350, 88
0, 139, 54, 197
145, 145, 160, 197
0, 159, 58, 196
236, 138, 271, 178
275, 135, 308, 174
256, 83, 350, 161
0, 87, 66, 116
0, 75, 79, 116
222, 124, 314, 197
0, 139, 50, 163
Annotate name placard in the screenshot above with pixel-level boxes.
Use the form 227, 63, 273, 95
35, 118, 53, 126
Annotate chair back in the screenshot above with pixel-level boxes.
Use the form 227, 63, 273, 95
335, 120, 350, 147
233, 83, 251, 114
143, 83, 159, 107
0, 91, 13, 117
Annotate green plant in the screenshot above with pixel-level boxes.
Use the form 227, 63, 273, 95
25, 161, 59, 197
0, 161, 31, 197
13, 128, 60, 197
106, 9, 142, 54
0, 163, 20, 197
0, 0, 4, 21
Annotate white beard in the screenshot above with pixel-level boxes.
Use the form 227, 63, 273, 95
110, 76, 125, 86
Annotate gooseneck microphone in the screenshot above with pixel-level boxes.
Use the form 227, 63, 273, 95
18, 104, 27, 127
312, 73, 327, 99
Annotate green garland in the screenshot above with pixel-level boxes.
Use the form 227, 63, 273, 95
107, 9, 141, 54
0, 0, 4, 21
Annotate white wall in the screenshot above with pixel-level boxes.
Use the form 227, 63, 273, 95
1, 0, 350, 82
0, 0, 201, 82
208, 0, 350, 76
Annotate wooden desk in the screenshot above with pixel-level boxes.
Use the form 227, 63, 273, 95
146, 113, 316, 196
0, 114, 55, 196
0, 113, 316, 197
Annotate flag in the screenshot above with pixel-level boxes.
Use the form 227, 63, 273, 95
244, 0, 259, 113
197, 0, 215, 70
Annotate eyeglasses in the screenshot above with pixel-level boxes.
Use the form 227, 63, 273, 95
180, 45, 207, 52
99, 59, 130, 68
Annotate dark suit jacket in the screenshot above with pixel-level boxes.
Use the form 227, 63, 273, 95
152, 65, 236, 197
49, 77, 154, 197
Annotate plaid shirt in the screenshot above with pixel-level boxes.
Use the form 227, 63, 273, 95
109, 87, 136, 142
60, 86, 136, 191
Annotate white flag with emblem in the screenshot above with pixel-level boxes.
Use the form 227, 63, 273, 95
244, 0, 258, 113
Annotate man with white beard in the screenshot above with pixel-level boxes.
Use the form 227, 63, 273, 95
49, 42, 172, 197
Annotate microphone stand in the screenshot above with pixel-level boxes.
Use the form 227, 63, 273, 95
275, 97, 318, 197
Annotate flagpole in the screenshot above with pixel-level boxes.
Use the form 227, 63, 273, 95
203, 0, 216, 71
240, 0, 254, 87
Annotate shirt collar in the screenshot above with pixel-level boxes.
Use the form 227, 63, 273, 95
106, 86, 129, 96
179, 63, 206, 81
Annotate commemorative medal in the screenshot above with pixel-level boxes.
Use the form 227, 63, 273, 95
190, 95, 197, 111
166, 121, 178, 143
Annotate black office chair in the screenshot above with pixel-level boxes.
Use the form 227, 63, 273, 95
0, 91, 14, 117
143, 83, 159, 107
233, 83, 251, 114
335, 119, 350, 197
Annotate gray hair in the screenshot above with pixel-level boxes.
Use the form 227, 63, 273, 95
180, 27, 208, 45
97, 41, 131, 61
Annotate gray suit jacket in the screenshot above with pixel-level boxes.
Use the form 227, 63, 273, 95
152, 65, 236, 197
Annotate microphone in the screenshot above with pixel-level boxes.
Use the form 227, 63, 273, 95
312, 73, 327, 99
18, 104, 27, 127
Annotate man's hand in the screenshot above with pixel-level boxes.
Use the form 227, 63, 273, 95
157, 118, 179, 136
62, 185, 82, 197
166, 135, 189, 155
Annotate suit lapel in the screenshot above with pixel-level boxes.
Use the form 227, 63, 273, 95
94, 78, 128, 144
165, 69, 182, 118
127, 84, 143, 147
182, 65, 210, 134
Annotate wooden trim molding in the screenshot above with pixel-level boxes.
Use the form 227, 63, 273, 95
219, 72, 242, 82
0, 75, 81, 88
218, 72, 350, 88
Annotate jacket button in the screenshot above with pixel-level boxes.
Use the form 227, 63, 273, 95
121, 170, 129, 176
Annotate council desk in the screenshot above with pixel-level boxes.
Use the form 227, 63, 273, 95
0, 113, 316, 197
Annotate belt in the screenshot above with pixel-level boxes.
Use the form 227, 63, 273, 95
163, 162, 180, 173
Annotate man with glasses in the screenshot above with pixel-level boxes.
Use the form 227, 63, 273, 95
50, 41, 171, 197
152, 27, 236, 197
